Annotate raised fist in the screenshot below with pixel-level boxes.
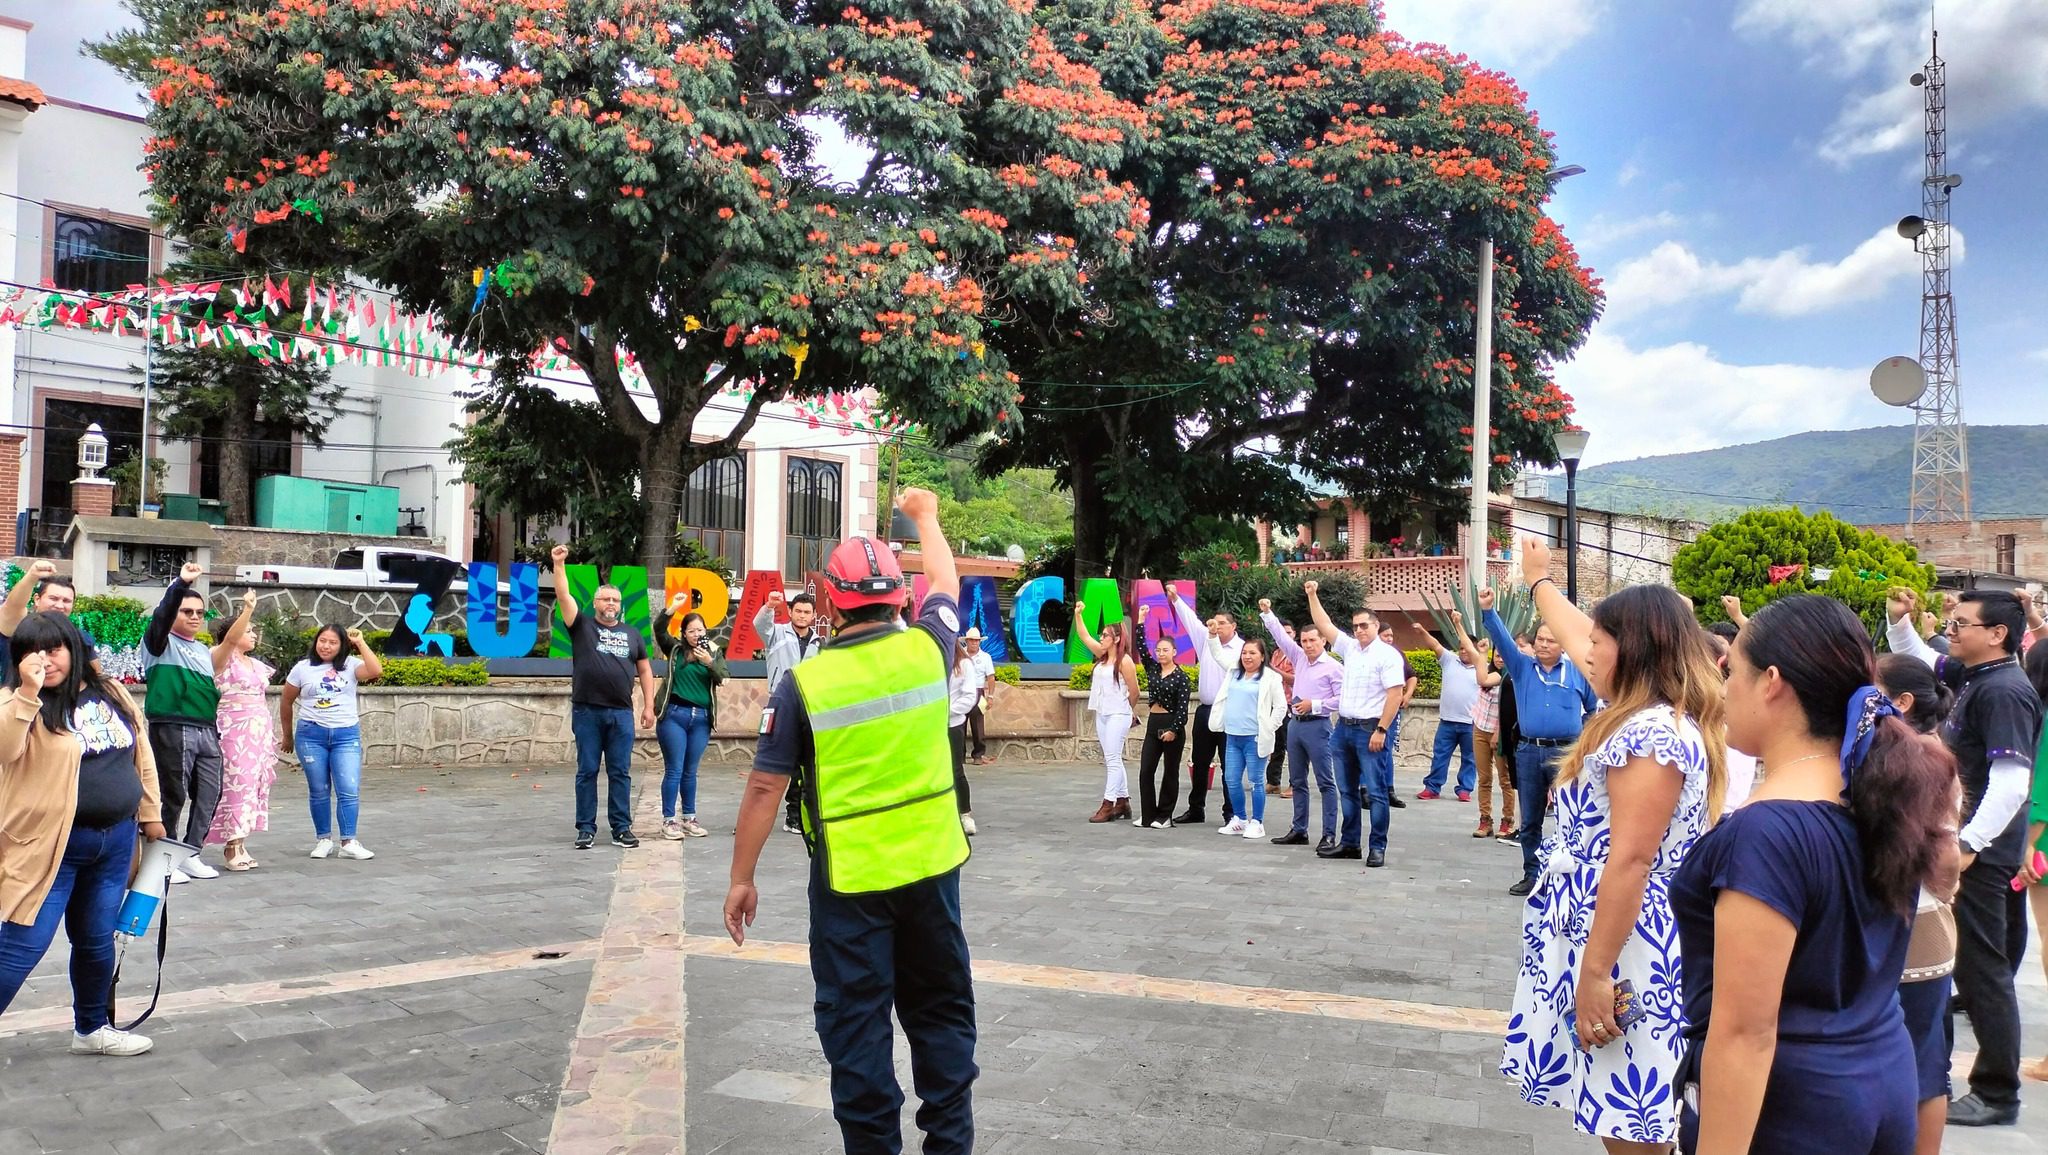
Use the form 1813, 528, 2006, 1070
1137, 603, 1150, 623
242, 588, 259, 612
1476, 587, 1496, 611
345, 628, 365, 646
16, 649, 46, 689
1940, 591, 1960, 616
1887, 587, 1918, 622
180, 562, 204, 584
1258, 598, 1272, 614
550, 544, 570, 566
1518, 536, 1552, 588
1302, 580, 1319, 597
28, 560, 56, 581
767, 590, 784, 607
896, 487, 937, 522
670, 590, 691, 611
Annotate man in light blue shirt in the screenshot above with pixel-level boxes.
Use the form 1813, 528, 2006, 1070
1480, 588, 1597, 896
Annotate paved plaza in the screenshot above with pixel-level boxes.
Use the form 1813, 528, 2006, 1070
2, 759, 2045, 1154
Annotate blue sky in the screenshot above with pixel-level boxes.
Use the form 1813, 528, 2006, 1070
1382, 0, 2048, 463
13, 0, 2046, 467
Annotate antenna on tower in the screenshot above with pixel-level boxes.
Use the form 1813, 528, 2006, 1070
1899, 24, 1970, 530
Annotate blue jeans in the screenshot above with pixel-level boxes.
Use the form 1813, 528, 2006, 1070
1330, 723, 1392, 854
657, 704, 711, 820
1285, 716, 1336, 839
572, 704, 636, 836
0, 817, 136, 1034
1220, 733, 1265, 823
1423, 721, 1477, 795
810, 864, 976, 1155
298, 722, 363, 840
1514, 744, 1566, 882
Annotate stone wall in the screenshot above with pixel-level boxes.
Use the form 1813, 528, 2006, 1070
207, 583, 470, 634
210, 525, 447, 570
272, 682, 1447, 771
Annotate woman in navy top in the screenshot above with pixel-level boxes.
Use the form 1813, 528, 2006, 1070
1671, 595, 1960, 1154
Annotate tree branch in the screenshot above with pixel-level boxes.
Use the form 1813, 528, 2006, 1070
570, 322, 655, 442
1188, 408, 1316, 456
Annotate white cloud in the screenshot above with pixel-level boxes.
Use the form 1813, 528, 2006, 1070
1377, 0, 1605, 73
1735, 0, 2048, 164
1616, 160, 1642, 187
2029, 348, 2048, 364
1574, 210, 1681, 250
1555, 331, 1874, 464
1601, 226, 1952, 323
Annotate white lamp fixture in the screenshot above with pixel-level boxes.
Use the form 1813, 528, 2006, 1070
77, 423, 109, 479
1554, 427, 1591, 464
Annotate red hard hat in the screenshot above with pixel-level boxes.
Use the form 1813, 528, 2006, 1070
822, 536, 906, 609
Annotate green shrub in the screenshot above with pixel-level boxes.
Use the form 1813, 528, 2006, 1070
1404, 649, 1441, 699
377, 658, 490, 687
991, 665, 1022, 686
73, 593, 147, 617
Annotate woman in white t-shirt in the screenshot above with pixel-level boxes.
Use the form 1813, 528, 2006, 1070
280, 625, 383, 861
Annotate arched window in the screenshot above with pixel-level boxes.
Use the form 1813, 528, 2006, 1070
679, 454, 746, 574
785, 457, 842, 575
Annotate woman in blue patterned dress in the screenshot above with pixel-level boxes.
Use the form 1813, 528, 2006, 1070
1500, 537, 1728, 1153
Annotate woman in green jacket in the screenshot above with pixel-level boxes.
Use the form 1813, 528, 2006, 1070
655, 602, 726, 840
2016, 642, 2048, 1081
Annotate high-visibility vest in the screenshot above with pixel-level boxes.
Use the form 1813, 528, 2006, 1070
790, 625, 969, 895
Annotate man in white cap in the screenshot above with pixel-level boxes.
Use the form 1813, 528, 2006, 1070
961, 626, 997, 764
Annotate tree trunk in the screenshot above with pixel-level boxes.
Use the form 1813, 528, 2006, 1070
219, 384, 259, 525
635, 420, 694, 574
1070, 454, 1108, 591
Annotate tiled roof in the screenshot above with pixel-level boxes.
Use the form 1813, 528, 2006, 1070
0, 77, 47, 110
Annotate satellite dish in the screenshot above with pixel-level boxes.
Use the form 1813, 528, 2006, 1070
1896, 215, 1928, 240
1910, 72, 1926, 87
1870, 357, 1928, 407
1006, 544, 1026, 563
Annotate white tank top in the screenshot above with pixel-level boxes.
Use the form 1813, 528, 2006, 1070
1089, 659, 1131, 717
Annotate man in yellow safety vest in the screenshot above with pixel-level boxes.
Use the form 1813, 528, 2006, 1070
724, 486, 974, 1154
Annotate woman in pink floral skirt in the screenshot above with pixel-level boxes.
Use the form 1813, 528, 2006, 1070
208, 590, 276, 871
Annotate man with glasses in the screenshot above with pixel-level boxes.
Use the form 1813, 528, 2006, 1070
1480, 586, 1597, 897
1888, 587, 2046, 1129
142, 562, 227, 879
1304, 582, 1406, 867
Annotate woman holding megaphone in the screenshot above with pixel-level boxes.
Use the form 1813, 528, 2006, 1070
0, 611, 164, 1057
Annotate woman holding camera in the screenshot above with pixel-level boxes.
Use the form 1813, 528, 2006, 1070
656, 602, 727, 840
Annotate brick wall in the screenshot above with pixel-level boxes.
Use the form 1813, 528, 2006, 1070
0, 433, 22, 557
1863, 519, 2048, 580
71, 477, 115, 519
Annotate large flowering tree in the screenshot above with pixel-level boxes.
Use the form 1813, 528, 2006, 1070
982, 0, 1603, 578
106, 0, 1149, 569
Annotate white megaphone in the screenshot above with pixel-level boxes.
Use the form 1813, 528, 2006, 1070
115, 837, 199, 939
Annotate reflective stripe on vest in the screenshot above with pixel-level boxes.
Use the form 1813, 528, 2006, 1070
790, 625, 969, 895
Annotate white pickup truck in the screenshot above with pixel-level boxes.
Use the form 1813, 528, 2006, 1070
236, 547, 476, 591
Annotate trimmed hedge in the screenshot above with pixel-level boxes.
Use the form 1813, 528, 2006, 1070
376, 658, 490, 687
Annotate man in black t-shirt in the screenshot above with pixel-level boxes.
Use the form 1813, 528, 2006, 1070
553, 545, 657, 850
1888, 588, 2045, 1128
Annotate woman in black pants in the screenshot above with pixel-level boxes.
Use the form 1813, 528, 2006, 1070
1136, 607, 1191, 828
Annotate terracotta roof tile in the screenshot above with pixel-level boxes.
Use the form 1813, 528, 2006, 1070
0, 77, 47, 110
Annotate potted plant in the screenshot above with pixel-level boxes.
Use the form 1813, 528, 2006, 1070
106, 455, 169, 519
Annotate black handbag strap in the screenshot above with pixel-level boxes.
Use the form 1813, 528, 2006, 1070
110, 904, 169, 1033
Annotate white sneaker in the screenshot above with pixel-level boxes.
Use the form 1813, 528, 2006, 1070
309, 838, 336, 859
1243, 820, 1266, 839
167, 866, 191, 885
71, 1026, 152, 1056
1131, 816, 1145, 827
679, 818, 709, 838
337, 840, 375, 860
1149, 819, 1173, 829
961, 814, 977, 837
181, 857, 219, 880
662, 819, 686, 841
1218, 818, 1246, 835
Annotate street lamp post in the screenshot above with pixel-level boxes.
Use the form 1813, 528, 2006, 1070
1554, 428, 1590, 603
1468, 164, 1585, 593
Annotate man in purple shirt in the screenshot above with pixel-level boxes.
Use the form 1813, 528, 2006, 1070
1260, 599, 1345, 849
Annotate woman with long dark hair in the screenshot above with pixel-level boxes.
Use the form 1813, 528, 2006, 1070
0, 613, 164, 1056
1671, 596, 1958, 1155
1134, 605, 1190, 830
1874, 653, 1961, 1155
1075, 604, 1138, 823
654, 601, 726, 840
280, 624, 383, 860
1499, 540, 1726, 1155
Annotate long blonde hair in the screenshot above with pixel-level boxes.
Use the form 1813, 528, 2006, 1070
1558, 586, 1729, 823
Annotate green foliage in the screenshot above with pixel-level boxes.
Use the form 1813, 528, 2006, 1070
1673, 508, 1936, 639
113, 0, 1152, 570
1420, 580, 1536, 643
376, 658, 490, 687
73, 607, 150, 652
451, 380, 648, 565
1405, 649, 1441, 700
983, 0, 1601, 579
74, 594, 147, 617
106, 455, 169, 509
990, 665, 1022, 686
1168, 544, 1367, 640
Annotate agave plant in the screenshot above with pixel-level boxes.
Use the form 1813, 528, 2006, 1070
1420, 579, 1538, 645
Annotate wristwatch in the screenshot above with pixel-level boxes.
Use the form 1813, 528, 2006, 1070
1373, 724, 1387, 734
